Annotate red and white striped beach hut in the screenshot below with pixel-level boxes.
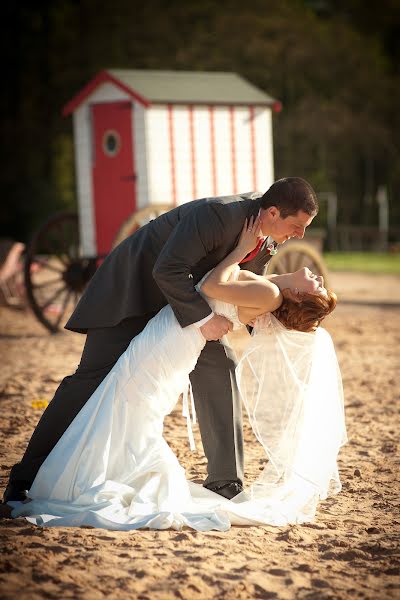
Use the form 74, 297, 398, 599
63, 69, 281, 256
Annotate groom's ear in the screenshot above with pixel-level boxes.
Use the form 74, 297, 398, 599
267, 206, 280, 221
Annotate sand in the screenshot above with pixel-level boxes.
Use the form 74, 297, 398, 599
0, 271, 399, 599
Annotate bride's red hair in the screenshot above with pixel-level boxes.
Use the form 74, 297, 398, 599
273, 290, 337, 333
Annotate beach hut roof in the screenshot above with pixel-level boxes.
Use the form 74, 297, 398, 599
63, 69, 279, 116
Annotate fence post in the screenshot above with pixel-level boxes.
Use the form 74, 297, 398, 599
377, 186, 389, 252
327, 192, 338, 251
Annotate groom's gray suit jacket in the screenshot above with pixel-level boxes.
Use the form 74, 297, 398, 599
66, 193, 273, 333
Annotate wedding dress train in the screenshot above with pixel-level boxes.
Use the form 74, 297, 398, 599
9, 284, 347, 531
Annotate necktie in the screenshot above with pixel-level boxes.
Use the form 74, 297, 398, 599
239, 238, 265, 264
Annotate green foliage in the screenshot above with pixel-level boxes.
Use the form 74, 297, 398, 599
324, 252, 400, 274
1, 0, 400, 241
52, 133, 75, 211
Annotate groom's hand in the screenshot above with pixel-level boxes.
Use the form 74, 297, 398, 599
200, 315, 233, 341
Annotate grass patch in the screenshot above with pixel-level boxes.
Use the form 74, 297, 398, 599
323, 252, 400, 274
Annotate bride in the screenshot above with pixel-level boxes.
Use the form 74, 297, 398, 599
8, 218, 346, 531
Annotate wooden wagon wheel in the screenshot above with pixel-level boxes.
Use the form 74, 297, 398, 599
267, 241, 330, 287
112, 204, 173, 248
24, 212, 98, 333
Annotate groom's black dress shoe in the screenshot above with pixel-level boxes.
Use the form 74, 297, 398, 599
2, 483, 29, 503
205, 481, 243, 500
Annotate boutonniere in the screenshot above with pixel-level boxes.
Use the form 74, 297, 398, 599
266, 243, 278, 256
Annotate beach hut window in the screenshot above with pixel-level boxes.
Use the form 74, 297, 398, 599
103, 130, 120, 157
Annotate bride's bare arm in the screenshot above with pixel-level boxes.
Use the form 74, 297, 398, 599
239, 269, 293, 290
203, 274, 282, 311
201, 218, 283, 312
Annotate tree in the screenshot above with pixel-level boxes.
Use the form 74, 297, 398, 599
1, 0, 399, 241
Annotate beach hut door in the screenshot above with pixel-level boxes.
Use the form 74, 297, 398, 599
91, 101, 136, 254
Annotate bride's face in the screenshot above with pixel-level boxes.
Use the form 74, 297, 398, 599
284, 267, 327, 300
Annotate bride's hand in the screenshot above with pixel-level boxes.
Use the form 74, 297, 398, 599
237, 216, 263, 257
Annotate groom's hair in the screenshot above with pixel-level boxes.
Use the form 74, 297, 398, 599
273, 290, 337, 333
260, 177, 318, 218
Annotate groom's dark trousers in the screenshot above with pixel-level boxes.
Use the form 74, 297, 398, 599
9, 317, 243, 489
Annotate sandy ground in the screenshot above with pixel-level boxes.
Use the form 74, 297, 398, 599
0, 271, 399, 600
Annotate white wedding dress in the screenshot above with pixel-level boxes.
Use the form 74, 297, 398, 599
9, 275, 347, 531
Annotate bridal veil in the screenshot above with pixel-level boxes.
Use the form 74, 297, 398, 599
229, 313, 347, 524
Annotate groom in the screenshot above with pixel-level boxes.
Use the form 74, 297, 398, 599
3, 177, 318, 503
